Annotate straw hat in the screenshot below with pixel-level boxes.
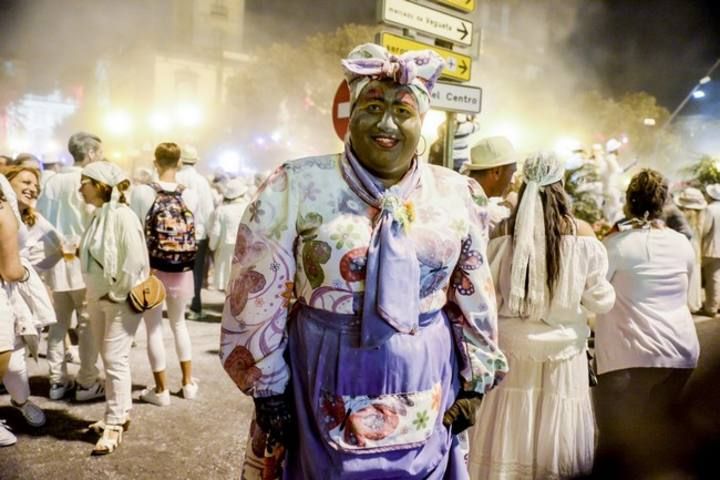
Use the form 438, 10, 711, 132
462, 136, 518, 172
706, 184, 720, 201
674, 187, 708, 210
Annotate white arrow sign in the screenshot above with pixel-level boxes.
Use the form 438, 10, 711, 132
430, 81, 482, 114
379, 0, 473, 47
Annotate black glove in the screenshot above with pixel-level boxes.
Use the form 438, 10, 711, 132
254, 391, 295, 453
442, 390, 483, 435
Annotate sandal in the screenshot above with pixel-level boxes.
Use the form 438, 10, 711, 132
91, 424, 123, 456
88, 418, 131, 435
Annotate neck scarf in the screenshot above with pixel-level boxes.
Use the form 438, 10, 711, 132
341, 145, 422, 347
509, 152, 565, 320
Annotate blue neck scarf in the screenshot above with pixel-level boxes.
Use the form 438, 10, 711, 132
341, 145, 421, 348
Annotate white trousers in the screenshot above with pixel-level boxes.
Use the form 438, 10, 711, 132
2, 345, 30, 404
702, 257, 720, 312
88, 299, 141, 426
47, 289, 99, 386
143, 294, 193, 372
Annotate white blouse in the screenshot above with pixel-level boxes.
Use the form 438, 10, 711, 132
489, 234, 616, 361
596, 227, 700, 374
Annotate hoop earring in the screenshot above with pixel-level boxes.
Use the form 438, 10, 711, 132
417, 136, 427, 156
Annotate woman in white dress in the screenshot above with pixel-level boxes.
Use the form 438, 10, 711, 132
208, 178, 248, 291
595, 170, 699, 470
0, 177, 29, 446
468, 152, 616, 480
673, 187, 706, 313
2, 166, 59, 430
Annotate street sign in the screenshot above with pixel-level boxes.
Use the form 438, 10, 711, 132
379, 0, 474, 47
378, 32, 472, 82
430, 81, 482, 114
429, 0, 476, 14
332, 80, 351, 141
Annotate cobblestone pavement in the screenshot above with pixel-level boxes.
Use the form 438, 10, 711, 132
1, 291, 719, 479
0, 289, 253, 480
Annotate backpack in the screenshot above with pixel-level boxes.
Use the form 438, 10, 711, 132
145, 183, 198, 272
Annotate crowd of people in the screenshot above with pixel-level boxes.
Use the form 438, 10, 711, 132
0, 135, 251, 454
0, 41, 711, 479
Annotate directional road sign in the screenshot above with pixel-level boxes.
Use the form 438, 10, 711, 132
379, 0, 474, 47
378, 32, 472, 82
429, 0, 476, 14
430, 81, 482, 114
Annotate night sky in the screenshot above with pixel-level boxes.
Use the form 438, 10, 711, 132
566, 0, 720, 112
1, 0, 719, 114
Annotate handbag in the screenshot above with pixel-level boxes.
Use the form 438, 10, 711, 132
128, 275, 166, 313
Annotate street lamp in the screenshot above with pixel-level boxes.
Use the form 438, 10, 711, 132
662, 58, 720, 129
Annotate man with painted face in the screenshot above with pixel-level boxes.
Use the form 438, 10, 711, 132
220, 44, 507, 479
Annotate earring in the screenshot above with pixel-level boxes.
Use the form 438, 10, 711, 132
417, 136, 427, 156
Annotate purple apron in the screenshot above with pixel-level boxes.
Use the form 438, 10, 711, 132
284, 303, 467, 479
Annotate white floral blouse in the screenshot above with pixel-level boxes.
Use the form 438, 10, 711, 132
220, 154, 508, 397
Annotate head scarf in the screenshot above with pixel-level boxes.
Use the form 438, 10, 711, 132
341, 43, 445, 114
80, 162, 130, 283
509, 152, 565, 320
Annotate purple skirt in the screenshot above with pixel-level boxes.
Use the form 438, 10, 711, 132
284, 303, 467, 479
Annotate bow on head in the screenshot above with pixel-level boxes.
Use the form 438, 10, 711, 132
341, 43, 445, 114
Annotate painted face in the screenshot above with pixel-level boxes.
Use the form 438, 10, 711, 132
78, 175, 104, 206
349, 79, 422, 183
9, 170, 39, 210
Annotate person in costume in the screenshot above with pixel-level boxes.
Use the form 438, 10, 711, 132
220, 43, 508, 479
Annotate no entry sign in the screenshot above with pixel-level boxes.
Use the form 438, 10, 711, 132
332, 80, 351, 141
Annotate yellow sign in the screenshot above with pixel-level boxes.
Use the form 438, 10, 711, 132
431, 0, 475, 14
379, 33, 472, 83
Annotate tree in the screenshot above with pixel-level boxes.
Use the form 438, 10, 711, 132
681, 154, 720, 188
572, 90, 682, 173
226, 24, 380, 169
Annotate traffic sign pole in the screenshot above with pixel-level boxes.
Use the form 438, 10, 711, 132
444, 111, 456, 170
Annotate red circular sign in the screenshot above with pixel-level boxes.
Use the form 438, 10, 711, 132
332, 80, 351, 141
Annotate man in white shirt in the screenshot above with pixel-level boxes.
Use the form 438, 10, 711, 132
176, 145, 215, 319
37, 131, 105, 401
702, 184, 720, 315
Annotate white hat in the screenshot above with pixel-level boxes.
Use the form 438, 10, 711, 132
706, 184, 720, 201
462, 136, 518, 172
41, 153, 62, 165
674, 187, 707, 210
181, 145, 199, 164
223, 178, 248, 200
606, 138, 622, 153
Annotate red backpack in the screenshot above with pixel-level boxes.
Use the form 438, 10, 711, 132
144, 183, 198, 272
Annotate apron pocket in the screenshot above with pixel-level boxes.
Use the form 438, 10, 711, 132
318, 382, 442, 454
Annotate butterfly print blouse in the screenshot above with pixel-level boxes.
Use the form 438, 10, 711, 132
220, 155, 508, 397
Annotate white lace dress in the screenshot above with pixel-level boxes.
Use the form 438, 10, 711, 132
468, 234, 615, 480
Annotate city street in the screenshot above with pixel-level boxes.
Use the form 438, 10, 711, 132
1, 288, 720, 479
0, 289, 252, 480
